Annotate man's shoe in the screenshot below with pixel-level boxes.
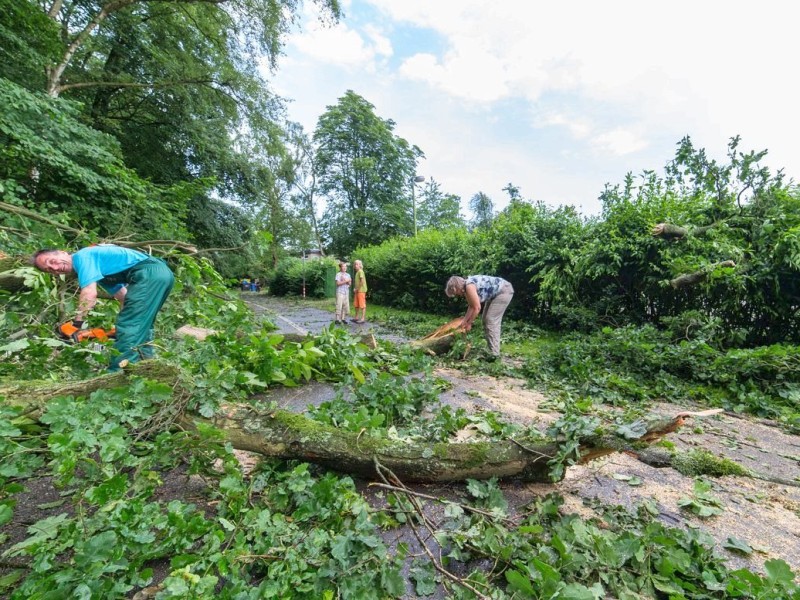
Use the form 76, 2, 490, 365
335, 320, 342, 325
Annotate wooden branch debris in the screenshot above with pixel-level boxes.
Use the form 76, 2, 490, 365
651, 222, 720, 240
409, 318, 470, 356
0, 202, 201, 257
669, 260, 736, 289
0, 363, 704, 484
651, 223, 689, 240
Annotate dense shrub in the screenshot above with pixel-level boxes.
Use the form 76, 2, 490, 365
356, 227, 483, 314
267, 256, 337, 298
356, 139, 800, 345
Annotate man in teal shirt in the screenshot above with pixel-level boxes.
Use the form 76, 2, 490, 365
33, 244, 174, 370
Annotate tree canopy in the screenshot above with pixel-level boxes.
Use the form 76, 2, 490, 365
314, 90, 423, 257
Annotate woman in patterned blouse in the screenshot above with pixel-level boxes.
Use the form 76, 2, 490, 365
445, 275, 514, 357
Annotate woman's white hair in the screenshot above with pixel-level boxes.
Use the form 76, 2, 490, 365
445, 276, 466, 298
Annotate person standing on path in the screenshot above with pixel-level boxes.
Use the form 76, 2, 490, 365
445, 275, 514, 357
33, 244, 175, 370
353, 259, 368, 323
334, 261, 352, 325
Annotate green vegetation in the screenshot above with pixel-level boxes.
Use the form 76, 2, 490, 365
2, 2, 799, 595
673, 450, 750, 478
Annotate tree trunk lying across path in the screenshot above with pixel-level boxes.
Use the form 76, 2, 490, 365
0, 362, 707, 483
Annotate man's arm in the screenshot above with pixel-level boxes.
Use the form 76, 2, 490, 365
460, 284, 482, 331
113, 286, 127, 310
76, 282, 99, 321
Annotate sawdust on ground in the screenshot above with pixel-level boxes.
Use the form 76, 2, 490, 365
428, 368, 800, 573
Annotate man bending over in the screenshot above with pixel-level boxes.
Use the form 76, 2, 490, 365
33, 244, 174, 370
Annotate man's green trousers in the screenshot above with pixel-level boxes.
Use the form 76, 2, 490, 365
110, 257, 174, 371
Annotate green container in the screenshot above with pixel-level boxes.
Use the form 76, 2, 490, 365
324, 266, 336, 298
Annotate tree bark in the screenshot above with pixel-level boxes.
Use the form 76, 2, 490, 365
651, 223, 689, 240
669, 260, 736, 289
1, 363, 695, 483
410, 318, 469, 356
0, 271, 27, 293
651, 222, 719, 240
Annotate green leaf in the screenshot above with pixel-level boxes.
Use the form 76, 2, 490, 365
0, 339, 30, 353
381, 564, 406, 597
36, 500, 66, 510
75, 530, 117, 567
561, 582, 604, 599
0, 420, 21, 437
505, 569, 535, 596
351, 365, 366, 384
0, 569, 24, 590
764, 559, 794, 584
723, 537, 753, 555
616, 420, 648, 440
409, 559, 437, 596
0, 504, 12, 526
9, 512, 70, 554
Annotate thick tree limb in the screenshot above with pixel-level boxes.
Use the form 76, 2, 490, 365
651, 222, 721, 240
0, 363, 696, 483
669, 260, 736, 289
651, 223, 689, 240
0, 201, 85, 236
631, 444, 800, 489
0, 204, 197, 254
112, 240, 198, 254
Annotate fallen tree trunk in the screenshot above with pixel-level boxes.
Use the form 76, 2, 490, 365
0, 363, 697, 483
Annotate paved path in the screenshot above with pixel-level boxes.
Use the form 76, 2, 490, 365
243, 293, 408, 343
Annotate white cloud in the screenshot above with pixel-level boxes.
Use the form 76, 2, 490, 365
270, 0, 800, 217
287, 15, 388, 72
363, 25, 393, 59
532, 111, 592, 140
590, 129, 649, 157
400, 50, 510, 103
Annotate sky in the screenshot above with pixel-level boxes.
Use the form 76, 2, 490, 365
267, 0, 798, 218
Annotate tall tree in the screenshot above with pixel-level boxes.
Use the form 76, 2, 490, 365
186, 196, 258, 278
416, 178, 464, 230
29, 0, 341, 99
286, 123, 325, 254
469, 191, 495, 229
2, 0, 342, 241
314, 90, 422, 256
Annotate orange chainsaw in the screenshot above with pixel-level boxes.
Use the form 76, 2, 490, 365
56, 320, 116, 343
